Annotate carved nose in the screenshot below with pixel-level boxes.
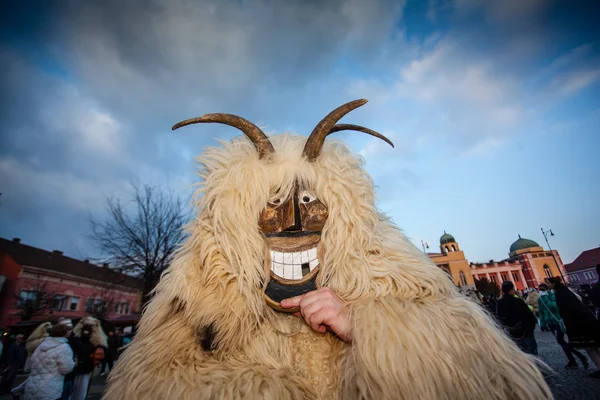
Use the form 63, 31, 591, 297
282, 194, 302, 231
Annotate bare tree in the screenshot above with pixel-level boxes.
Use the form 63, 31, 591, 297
91, 184, 189, 304
89, 280, 117, 320
15, 280, 56, 321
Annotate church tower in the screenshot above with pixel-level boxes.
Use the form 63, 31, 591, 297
440, 231, 460, 254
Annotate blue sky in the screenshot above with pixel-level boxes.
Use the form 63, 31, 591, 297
0, 0, 598, 265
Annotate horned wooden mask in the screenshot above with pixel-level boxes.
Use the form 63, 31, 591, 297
173, 99, 393, 312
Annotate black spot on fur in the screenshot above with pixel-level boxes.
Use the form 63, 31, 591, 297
171, 297, 185, 314
200, 324, 217, 352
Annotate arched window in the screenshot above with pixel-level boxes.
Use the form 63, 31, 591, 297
543, 264, 552, 278
451, 244, 456, 251
459, 271, 467, 286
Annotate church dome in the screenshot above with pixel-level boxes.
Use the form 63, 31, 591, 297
440, 231, 456, 245
509, 235, 540, 254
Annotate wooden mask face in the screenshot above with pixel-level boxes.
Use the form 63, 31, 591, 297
259, 184, 328, 312
171, 99, 393, 313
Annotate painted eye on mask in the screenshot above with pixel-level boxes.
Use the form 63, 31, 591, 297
270, 198, 283, 206
299, 191, 316, 204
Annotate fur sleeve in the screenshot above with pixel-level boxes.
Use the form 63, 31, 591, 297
339, 296, 552, 400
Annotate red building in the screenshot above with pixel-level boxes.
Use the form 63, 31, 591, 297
564, 247, 600, 288
0, 237, 143, 331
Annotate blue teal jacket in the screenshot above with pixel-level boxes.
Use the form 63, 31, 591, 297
538, 292, 561, 328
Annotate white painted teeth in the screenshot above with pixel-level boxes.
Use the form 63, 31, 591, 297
270, 248, 319, 280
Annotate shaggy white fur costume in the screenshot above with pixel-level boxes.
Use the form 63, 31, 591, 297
74, 316, 108, 348
105, 134, 551, 400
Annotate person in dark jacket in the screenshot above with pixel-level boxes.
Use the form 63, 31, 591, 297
496, 281, 538, 356
100, 331, 119, 376
0, 334, 26, 394
538, 284, 588, 369
549, 277, 600, 378
590, 265, 600, 317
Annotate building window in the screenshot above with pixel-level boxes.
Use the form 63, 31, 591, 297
459, 271, 467, 286
584, 271, 596, 280
500, 273, 509, 282
119, 303, 130, 314
451, 245, 456, 252
51, 295, 63, 310
18, 290, 38, 307
51, 295, 70, 311
490, 275, 497, 283
543, 265, 552, 278
70, 297, 79, 311
114, 302, 120, 314
86, 298, 94, 313
512, 272, 519, 282
570, 274, 579, 282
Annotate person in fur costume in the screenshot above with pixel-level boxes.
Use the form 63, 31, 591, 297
70, 316, 107, 400
105, 100, 552, 400
24, 322, 51, 372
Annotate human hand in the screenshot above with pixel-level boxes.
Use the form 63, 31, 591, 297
280, 287, 352, 342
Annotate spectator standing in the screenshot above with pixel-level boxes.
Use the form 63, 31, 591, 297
25, 324, 74, 400
100, 331, 119, 376
69, 325, 103, 400
56, 319, 78, 400
496, 281, 538, 356
549, 277, 600, 378
590, 265, 600, 317
0, 334, 26, 394
538, 284, 589, 369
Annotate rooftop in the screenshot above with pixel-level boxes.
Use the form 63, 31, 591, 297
0, 237, 143, 289
564, 247, 600, 273
509, 235, 540, 254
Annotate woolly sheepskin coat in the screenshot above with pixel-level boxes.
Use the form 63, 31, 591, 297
105, 134, 552, 400
25, 337, 74, 400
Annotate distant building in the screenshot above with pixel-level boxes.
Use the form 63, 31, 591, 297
427, 232, 474, 288
564, 247, 600, 288
426, 232, 568, 290
0, 237, 143, 331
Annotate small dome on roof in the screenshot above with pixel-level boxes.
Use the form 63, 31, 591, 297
509, 235, 540, 254
440, 231, 456, 245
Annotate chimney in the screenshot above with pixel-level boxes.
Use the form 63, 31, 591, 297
12, 238, 21, 243
84, 259, 90, 263
53, 250, 63, 256
103, 263, 109, 268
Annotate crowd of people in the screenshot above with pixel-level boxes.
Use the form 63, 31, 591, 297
2, 267, 599, 397
0, 319, 130, 400
482, 265, 600, 379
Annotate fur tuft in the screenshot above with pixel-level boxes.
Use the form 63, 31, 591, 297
105, 134, 551, 400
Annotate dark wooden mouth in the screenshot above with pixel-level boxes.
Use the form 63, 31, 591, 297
264, 272, 319, 313
263, 231, 321, 238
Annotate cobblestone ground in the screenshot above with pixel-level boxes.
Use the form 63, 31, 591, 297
537, 327, 600, 399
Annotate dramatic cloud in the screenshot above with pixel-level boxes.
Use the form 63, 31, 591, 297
1, 0, 598, 263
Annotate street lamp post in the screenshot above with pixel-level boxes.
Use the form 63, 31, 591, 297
541, 228, 567, 284
421, 240, 429, 253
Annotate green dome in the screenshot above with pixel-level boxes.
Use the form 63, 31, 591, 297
440, 231, 456, 245
510, 235, 540, 254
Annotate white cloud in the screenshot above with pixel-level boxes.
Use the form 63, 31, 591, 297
0, 156, 129, 213
41, 86, 125, 157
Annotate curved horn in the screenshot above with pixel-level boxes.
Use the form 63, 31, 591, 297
303, 99, 368, 161
172, 113, 275, 159
329, 124, 394, 148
